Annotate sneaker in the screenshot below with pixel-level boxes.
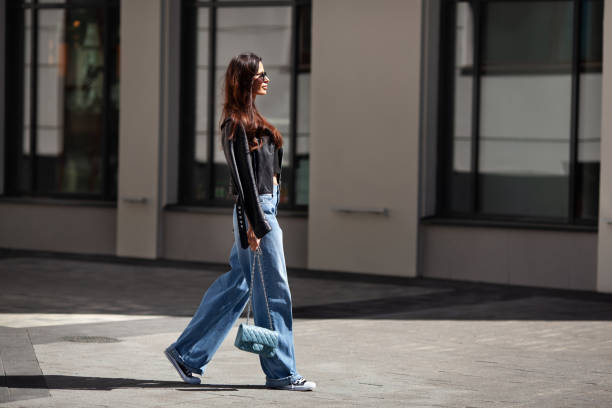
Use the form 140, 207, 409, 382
268, 377, 316, 391
164, 347, 201, 384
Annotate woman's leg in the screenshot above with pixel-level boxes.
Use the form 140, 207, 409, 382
166, 205, 251, 375
240, 184, 303, 387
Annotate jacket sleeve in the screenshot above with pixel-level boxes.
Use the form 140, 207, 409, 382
231, 122, 272, 239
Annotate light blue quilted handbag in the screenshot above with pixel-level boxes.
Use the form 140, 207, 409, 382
234, 246, 279, 358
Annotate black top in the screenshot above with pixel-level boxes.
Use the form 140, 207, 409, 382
221, 118, 273, 244
273, 144, 281, 176
261, 128, 281, 177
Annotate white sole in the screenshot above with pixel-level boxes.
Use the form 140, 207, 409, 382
267, 382, 316, 391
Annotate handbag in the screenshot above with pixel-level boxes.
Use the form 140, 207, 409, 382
234, 246, 279, 358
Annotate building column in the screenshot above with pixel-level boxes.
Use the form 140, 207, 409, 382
0, 0, 6, 195
597, 0, 612, 292
308, 0, 422, 277
116, 0, 165, 258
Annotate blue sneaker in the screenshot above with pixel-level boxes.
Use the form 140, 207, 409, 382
164, 347, 201, 384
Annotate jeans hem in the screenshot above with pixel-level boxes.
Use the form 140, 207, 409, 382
265, 373, 303, 387
166, 345, 204, 375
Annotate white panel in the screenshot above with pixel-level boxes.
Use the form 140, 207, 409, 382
308, 0, 421, 277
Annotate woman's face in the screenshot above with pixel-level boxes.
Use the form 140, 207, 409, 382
253, 61, 269, 96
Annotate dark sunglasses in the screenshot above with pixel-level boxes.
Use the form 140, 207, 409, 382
255, 71, 270, 81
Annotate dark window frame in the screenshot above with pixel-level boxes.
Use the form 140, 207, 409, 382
435, 0, 603, 229
178, 0, 311, 211
3, 0, 120, 202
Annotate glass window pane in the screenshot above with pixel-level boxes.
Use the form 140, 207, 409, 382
482, 1, 573, 71
295, 72, 309, 205
213, 6, 292, 201
22, 9, 33, 192
297, 4, 311, 68
576, 0, 603, 221
449, 1, 474, 213
581, 0, 604, 64
478, 1, 573, 218
296, 73, 309, 155
36, 7, 107, 195
295, 157, 309, 206
193, 7, 210, 201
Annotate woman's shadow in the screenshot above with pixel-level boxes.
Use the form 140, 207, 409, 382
5, 374, 269, 392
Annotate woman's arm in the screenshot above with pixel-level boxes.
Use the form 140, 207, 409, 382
230, 121, 272, 239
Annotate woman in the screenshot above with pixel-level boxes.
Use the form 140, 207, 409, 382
164, 52, 315, 392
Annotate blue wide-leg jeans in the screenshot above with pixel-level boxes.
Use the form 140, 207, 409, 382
166, 184, 303, 387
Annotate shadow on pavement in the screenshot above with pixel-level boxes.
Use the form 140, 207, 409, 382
4, 375, 269, 392
2, 251, 612, 321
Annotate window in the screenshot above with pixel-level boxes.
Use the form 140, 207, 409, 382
438, 0, 603, 226
179, 0, 311, 209
4, 0, 120, 200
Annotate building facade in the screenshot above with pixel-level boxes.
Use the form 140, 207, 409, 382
1, 0, 611, 293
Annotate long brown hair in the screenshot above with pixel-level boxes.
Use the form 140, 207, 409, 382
220, 52, 283, 151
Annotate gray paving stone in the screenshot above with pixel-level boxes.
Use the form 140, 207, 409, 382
0, 253, 611, 407
0, 327, 50, 404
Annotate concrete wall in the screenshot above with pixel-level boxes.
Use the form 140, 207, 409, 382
308, 0, 422, 277
116, 0, 165, 259
163, 211, 308, 268
0, 203, 116, 255
597, 0, 612, 293
422, 225, 598, 291
0, 0, 5, 195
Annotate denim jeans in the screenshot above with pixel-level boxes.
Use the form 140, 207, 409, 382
166, 183, 303, 387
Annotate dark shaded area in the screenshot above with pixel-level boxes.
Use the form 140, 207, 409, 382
293, 284, 612, 320
4, 375, 268, 392
1, 248, 612, 321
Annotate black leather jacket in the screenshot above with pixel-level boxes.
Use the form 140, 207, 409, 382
221, 117, 283, 249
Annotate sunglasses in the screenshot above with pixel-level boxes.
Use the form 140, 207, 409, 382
255, 71, 270, 81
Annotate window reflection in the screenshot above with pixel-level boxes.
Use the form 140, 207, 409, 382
22, 9, 33, 192
478, 1, 573, 218
295, 73, 310, 206
8, 1, 119, 198
214, 6, 292, 202
36, 8, 107, 194
576, 0, 603, 221
443, 0, 602, 224
193, 8, 210, 201
5, 1, 118, 199
450, 1, 474, 213
182, 3, 311, 207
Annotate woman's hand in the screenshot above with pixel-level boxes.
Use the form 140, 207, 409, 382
247, 225, 261, 252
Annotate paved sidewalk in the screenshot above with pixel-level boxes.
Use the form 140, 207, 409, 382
1, 251, 612, 407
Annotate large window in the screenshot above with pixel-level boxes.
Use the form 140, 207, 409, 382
179, 0, 311, 209
4, 0, 120, 200
438, 0, 603, 226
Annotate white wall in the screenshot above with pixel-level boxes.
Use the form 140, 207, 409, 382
116, 0, 165, 259
308, 0, 422, 276
0, 0, 5, 195
0, 203, 116, 255
423, 225, 597, 291
597, 0, 612, 293
162, 210, 308, 268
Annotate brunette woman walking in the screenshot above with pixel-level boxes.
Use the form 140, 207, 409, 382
164, 52, 315, 392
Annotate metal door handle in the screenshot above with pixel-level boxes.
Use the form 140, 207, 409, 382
332, 206, 389, 216
121, 196, 148, 204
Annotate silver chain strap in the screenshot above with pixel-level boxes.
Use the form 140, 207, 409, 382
245, 246, 275, 331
